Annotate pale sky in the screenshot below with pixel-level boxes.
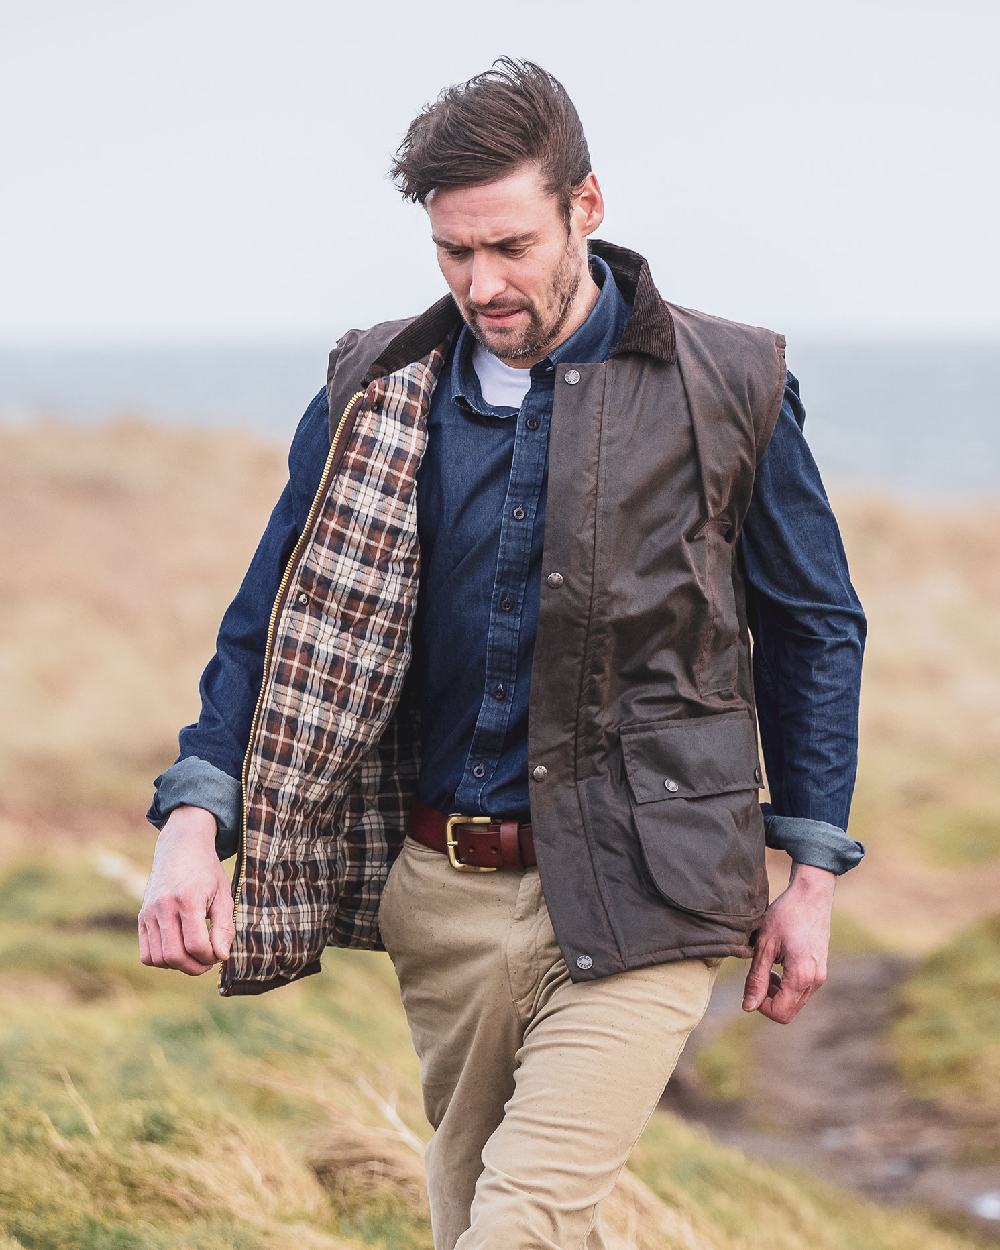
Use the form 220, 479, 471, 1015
2, 0, 997, 343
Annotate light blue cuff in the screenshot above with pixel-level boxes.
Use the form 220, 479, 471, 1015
145, 756, 242, 861
760, 803, 866, 874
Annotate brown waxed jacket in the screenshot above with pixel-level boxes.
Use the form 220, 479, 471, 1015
218, 238, 786, 997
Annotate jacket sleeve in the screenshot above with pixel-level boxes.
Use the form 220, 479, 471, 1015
739, 370, 867, 875
145, 386, 332, 859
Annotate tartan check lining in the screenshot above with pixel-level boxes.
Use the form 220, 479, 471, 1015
224, 346, 446, 990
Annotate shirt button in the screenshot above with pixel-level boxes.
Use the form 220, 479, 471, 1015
472, 762, 487, 779
499, 594, 514, 612
754, 765, 762, 783
576, 954, 593, 970
297, 591, 309, 606
545, 572, 564, 588
525, 416, 540, 430
663, 778, 679, 793
491, 683, 506, 700
531, 765, 548, 782
512, 505, 526, 520
564, 369, 581, 385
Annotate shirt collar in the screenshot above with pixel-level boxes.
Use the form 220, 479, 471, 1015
449, 253, 632, 418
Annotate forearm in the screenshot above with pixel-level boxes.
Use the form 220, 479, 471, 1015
788, 860, 838, 893
145, 385, 332, 860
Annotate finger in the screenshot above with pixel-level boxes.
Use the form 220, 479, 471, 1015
791, 980, 820, 1015
761, 995, 806, 1025
773, 961, 826, 1019
138, 917, 153, 966
155, 911, 214, 977
752, 970, 782, 1015
207, 883, 236, 962
742, 943, 777, 1010
771, 967, 804, 1018
177, 897, 217, 966
761, 972, 810, 1024
144, 916, 166, 967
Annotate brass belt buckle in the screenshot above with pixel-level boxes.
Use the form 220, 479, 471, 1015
445, 813, 498, 872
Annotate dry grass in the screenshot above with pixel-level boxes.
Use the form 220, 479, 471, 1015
3, 420, 998, 949
4, 416, 1000, 951
757, 484, 1000, 951
0, 834, 987, 1249
1, 417, 998, 1247
0, 416, 287, 812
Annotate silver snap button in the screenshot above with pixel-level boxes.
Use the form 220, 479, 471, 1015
576, 954, 593, 970
531, 765, 548, 782
297, 591, 309, 606
512, 505, 526, 520
564, 369, 581, 385
545, 572, 564, 588
663, 778, 679, 792
472, 762, 486, 779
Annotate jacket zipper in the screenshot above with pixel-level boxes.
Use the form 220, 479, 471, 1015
223, 388, 367, 981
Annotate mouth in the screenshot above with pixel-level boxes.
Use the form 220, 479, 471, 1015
474, 307, 526, 327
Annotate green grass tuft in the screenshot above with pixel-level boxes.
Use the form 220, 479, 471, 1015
891, 912, 1000, 1145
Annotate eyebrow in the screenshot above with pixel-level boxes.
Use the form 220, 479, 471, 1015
431, 232, 537, 251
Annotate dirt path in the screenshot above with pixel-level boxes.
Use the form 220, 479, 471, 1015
662, 953, 1000, 1242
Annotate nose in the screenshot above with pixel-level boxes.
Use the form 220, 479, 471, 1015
468, 253, 507, 308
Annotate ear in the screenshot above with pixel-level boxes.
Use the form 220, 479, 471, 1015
572, 172, 605, 239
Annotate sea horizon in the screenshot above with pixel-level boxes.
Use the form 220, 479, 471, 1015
2, 334, 997, 504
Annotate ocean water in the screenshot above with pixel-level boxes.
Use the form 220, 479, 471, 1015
1, 337, 997, 502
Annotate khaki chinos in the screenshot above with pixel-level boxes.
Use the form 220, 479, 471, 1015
377, 832, 723, 1250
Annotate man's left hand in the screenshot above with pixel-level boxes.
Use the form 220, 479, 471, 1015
741, 863, 835, 1024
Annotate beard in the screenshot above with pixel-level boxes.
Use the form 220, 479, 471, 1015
464, 238, 584, 363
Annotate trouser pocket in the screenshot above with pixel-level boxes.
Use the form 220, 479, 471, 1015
376, 843, 408, 949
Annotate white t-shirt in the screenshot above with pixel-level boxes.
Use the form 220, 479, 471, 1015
471, 341, 533, 410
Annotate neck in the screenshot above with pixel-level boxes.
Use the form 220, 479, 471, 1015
548, 270, 603, 357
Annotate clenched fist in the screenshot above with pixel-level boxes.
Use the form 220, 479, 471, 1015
138, 805, 236, 975
741, 862, 835, 1024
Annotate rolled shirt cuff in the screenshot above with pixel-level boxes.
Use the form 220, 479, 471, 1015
145, 756, 242, 861
760, 803, 866, 874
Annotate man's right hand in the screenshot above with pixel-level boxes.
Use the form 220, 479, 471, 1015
138, 805, 236, 975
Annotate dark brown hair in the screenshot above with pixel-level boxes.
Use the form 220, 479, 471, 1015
389, 57, 592, 227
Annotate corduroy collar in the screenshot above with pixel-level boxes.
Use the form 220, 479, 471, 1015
365, 237, 676, 383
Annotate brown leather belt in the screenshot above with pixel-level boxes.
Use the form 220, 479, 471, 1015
408, 798, 537, 871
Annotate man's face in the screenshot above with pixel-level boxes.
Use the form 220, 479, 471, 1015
426, 163, 602, 367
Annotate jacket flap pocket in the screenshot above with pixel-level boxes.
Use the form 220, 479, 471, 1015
620, 711, 760, 804
618, 711, 767, 920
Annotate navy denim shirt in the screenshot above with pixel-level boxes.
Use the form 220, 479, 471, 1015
147, 270, 867, 875
411, 256, 631, 816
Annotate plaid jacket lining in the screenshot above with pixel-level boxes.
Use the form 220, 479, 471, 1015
220, 345, 447, 994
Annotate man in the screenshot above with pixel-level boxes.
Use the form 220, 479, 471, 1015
141, 58, 866, 1250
